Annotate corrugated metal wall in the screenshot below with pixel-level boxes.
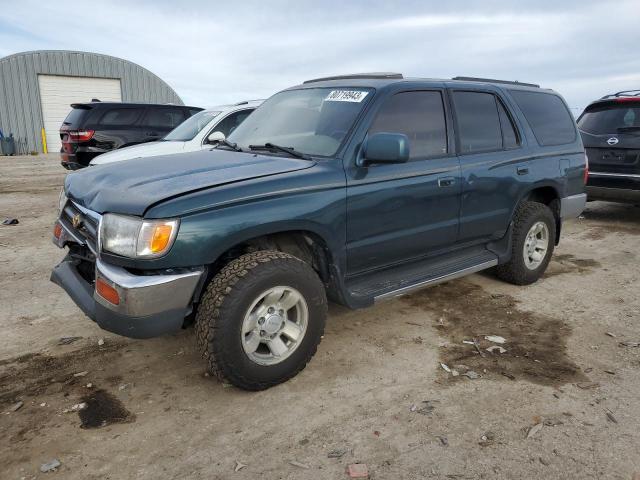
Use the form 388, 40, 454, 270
0, 50, 184, 153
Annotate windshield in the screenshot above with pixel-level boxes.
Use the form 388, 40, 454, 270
227, 87, 373, 157
164, 110, 221, 141
578, 104, 640, 134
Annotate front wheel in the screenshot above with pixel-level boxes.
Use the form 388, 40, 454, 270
495, 201, 556, 285
195, 250, 327, 390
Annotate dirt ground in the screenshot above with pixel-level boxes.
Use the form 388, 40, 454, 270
1, 154, 639, 479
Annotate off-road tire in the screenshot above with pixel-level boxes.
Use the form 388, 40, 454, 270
195, 250, 327, 390
495, 201, 556, 285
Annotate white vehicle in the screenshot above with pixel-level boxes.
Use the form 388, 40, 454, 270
89, 100, 263, 165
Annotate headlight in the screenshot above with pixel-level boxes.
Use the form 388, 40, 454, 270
100, 214, 179, 258
58, 188, 68, 214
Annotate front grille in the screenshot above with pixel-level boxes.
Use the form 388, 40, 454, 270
59, 202, 101, 254
586, 147, 640, 174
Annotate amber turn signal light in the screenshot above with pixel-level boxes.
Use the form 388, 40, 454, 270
150, 224, 174, 254
96, 278, 120, 305
53, 222, 63, 239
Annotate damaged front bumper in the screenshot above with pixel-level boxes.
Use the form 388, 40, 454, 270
51, 254, 204, 339
51, 213, 204, 338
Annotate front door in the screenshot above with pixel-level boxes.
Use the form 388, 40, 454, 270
345, 90, 461, 275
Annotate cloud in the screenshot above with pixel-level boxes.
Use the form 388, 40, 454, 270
1, 0, 638, 112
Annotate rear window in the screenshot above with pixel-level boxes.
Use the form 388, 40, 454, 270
510, 90, 576, 146
62, 107, 89, 127
578, 104, 640, 135
98, 108, 144, 126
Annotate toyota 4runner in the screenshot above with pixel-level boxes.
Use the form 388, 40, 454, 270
51, 73, 587, 390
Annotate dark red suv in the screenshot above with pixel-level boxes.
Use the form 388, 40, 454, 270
59, 102, 202, 169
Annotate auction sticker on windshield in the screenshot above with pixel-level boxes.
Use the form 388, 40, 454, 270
325, 90, 369, 102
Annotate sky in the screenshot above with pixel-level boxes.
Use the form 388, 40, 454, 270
1, 0, 639, 114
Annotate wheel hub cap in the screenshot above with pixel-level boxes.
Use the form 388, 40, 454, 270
263, 314, 284, 335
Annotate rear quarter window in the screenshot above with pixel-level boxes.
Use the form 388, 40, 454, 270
62, 107, 90, 128
510, 90, 576, 146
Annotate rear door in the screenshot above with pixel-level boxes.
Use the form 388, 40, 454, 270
92, 106, 146, 149
578, 100, 640, 176
140, 106, 189, 141
451, 89, 527, 244
345, 89, 461, 275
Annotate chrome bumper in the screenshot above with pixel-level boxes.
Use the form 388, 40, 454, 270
94, 259, 204, 317
51, 253, 205, 339
560, 193, 587, 219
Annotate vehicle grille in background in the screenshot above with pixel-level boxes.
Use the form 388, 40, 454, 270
585, 147, 640, 175
59, 202, 100, 254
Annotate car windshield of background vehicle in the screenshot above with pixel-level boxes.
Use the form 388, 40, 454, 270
578, 105, 640, 135
227, 88, 373, 157
164, 110, 221, 141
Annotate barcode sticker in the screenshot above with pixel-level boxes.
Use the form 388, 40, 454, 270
325, 90, 369, 103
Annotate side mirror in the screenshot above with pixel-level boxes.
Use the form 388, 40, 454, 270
359, 132, 410, 166
206, 131, 226, 144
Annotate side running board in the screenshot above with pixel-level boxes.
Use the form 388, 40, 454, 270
345, 248, 499, 304
374, 259, 497, 301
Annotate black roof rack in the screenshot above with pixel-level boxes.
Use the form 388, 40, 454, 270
303, 72, 403, 84
452, 76, 540, 88
600, 89, 640, 100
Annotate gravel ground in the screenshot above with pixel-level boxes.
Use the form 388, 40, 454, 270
1, 155, 639, 479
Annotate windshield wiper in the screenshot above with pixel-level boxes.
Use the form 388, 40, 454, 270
617, 126, 640, 133
214, 139, 244, 152
248, 143, 312, 160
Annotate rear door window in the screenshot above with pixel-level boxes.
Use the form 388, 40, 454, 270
98, 108, 144, 126
142, 107, 187, 129
368, 91, 448, 160
578, 104, 640, 135
452, 91, 503, 153
510, 90, 576, 145
497, 100, 519, 149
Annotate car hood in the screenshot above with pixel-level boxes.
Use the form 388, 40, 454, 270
66, 149, 316, 216
89, 141, 187, 165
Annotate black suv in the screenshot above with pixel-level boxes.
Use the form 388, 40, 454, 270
59, 102, 203, 169
578, 91, 640, 204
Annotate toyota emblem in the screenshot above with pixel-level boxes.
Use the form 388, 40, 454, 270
72, 214, 83, 229
607, 137, 619, 146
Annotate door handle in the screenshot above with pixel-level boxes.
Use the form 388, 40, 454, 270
438, 177, 455, 187
517, 167, 529, 175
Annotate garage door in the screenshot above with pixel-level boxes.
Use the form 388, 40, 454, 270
38, 75, 122, 152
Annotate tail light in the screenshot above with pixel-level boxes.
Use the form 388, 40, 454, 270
584, 152, 589, 184
66, 130, 95, 142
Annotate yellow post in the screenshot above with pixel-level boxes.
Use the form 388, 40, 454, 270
41, 128, 48, 154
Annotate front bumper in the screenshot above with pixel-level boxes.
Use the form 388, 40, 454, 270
51, 254, 204, 339
560, 193, 587, 219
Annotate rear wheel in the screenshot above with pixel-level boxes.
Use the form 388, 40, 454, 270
495, 201, 556, 285
195, 250, 327, 390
